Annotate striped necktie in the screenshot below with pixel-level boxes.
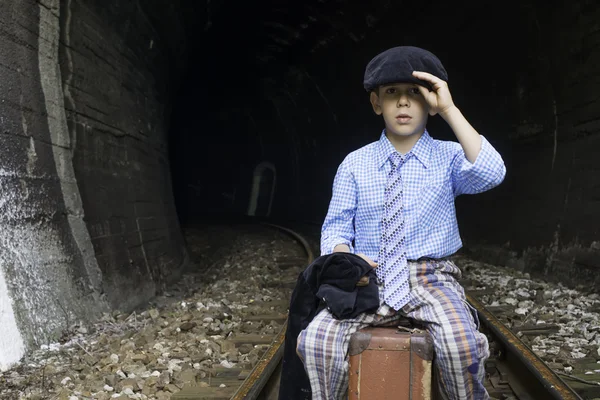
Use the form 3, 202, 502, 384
377, 152, 410, 311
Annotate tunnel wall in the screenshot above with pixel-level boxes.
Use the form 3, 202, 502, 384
59, 0, 189, 310
457, 3, 600, 287
0, 0, 188, 369
0, 0, 106, 370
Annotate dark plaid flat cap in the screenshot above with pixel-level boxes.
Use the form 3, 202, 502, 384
363, 46, 448, 92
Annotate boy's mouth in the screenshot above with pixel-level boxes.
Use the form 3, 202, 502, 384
395, 114, 412, 123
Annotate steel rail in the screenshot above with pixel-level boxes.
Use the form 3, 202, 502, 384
230, 222, 315, 400
467, 293, 582, 400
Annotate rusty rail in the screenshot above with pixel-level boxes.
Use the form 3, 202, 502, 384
467, 293, 582, 400
230, 222, 315, 400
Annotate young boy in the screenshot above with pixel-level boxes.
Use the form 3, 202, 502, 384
296, 46, 506, 399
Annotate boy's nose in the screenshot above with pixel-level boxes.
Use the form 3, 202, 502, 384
397, 95, 409, 107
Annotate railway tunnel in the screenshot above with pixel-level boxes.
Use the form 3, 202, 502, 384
1, 0, 599, 372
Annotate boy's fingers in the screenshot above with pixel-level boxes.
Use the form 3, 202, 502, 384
412, 70, 439, 82
415, 85, 438, 116
357, 253, 378, 267
413, 71, 447, 90
416, 85, 430, 98
357, 276, 369, 286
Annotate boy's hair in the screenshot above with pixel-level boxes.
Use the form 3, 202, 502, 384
363, 46, 448, 92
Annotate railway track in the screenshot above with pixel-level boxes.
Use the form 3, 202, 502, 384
468, 293, 582, 400
172, 223, 585, 400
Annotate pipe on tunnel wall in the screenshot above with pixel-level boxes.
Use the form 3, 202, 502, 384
0, 0, 189, 368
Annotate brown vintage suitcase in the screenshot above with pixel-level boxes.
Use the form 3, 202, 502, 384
348, 325, 434, 399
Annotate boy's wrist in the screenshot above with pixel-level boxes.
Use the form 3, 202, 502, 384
439, 105, 460, 122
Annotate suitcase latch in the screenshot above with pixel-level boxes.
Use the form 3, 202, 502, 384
396, 326, 424, 334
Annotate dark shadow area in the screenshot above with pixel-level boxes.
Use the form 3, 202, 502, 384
168, 0, 514, 224
167, 0, 600, 285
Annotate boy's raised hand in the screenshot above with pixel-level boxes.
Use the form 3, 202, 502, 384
412, 70, 456, 117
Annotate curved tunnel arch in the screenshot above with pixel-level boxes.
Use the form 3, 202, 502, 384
1, 0, 599, 369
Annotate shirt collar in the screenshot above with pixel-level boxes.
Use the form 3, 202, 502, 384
375, 129, 433, 169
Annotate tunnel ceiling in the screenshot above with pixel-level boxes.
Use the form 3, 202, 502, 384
179, 0, 498, 82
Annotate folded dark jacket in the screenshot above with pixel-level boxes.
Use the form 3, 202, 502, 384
278, 252, 380, 400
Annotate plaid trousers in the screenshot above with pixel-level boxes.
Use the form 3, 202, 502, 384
296, 259, 490, 400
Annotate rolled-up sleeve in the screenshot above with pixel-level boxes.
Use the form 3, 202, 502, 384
320, 158, 357, 255
451, 135, 506, 196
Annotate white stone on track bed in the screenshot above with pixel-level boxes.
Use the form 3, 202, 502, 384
457, 255, 600, 386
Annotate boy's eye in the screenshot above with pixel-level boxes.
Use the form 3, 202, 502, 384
384, 87, 420, 95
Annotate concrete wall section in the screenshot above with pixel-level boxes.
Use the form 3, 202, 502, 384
0, 0, 189, 368
0, 0, 108, 370
0, 262, 24, 371
58, 0, 189, 310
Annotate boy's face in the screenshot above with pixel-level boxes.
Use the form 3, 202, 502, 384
369, 82, 430, 139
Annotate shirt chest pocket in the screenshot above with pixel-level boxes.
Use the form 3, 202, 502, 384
418, 178, 454, 226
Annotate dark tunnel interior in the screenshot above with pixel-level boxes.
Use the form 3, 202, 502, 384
166, 1, 542, 242
163, 0, 600, 283
168, 0, 512, 222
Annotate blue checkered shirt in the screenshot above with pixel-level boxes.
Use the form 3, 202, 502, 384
320, 130, 506, 262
